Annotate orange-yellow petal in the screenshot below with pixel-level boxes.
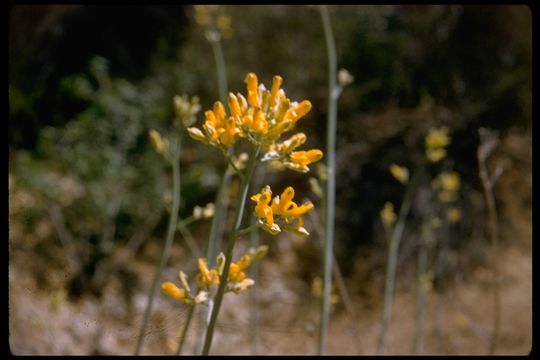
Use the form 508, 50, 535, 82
162, 281, 185, 300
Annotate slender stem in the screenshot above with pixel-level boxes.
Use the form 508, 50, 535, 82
177, 219, 202, 258
309, 210, 363, 354
248, 167, 264, 355
318, 5, 338, 355
478, 148, 501, 355
377, 169, 420, 355
237, 223, 260, 237
175, 304, 196, 355
413, 221, 431, 354
210, 38, 228, 106
193, 26, 231, 356
201, 145, 261, 355
134, 136, 182, 355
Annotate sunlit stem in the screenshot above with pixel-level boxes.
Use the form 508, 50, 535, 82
318, 4, 338, 355
377, 169, 420, 354
201, 145, 261, 355
135, 135, 182, 355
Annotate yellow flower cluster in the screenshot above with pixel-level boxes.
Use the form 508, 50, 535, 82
187, 72, 323, 173
432, 171, 462, 222
161, 246, 268, 303
425, 126, 451, 163
251, 185, 314, 236
193, 5, 233, 39
173, 94, 201, 128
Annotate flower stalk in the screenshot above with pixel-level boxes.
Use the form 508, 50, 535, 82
201, 145, 261, 355
135, 135, 182, 355
318, 4, 338, 355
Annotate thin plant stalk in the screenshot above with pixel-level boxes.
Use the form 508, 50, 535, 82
177, 217, 203, 258
377, 170, 420, 355
318, 4, 338, 355
210, 37, 228, 105
248, 167, 264, 355
477, 130, 502, 355
309, 210, 363, 354
412, 221, 432, 354
192, 31, 231, 355
205, 34, 231, 262
175, 304, 196, 355
135, 136, 182, 355
201, 145, 261, 355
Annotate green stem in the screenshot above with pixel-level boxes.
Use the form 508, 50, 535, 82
318, 4, 338, 355
377, 169, 420, 355
175, 304, 196, 355
201, 145, 261, 355
248, 167, 264, 355
210, 38, 228, 106
135, 136, 182, 355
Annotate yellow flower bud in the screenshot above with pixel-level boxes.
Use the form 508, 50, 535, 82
380, 202, 397, 227
389, 164, 409, 184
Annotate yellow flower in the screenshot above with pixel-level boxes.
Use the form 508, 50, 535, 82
425, 126, 451, 149
245, 72, 261, 108
271, 186, 314, 220
162, 281, 188, 302
250, 185, 275, 226
228, 255, 251, 283
195, 258, 220, 288
426, 148, 447, 163
446, 207, 462, 222
251, 185, 314, 236
389, 163, 409, 184
380, 202, 397, 227
432, 171, 460, 203
425, 126, 451, 163
439, 172, 460, 191
285, 149, 324, 173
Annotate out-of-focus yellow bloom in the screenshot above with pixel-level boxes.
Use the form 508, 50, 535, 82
446, 207, 462, 222
149, 129, 168, 155
380, 202, 397, 227
425, 126, 451, 163
426, 126, 451, 149
193, 5, 232, 39
196, 258, 220, 288
432, 171, 460, 203
389, 163, 409, 184
251, 185, 314, 236
426, 148, 447, 163
438, 172, 460, 191
173, 94, 201, 128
